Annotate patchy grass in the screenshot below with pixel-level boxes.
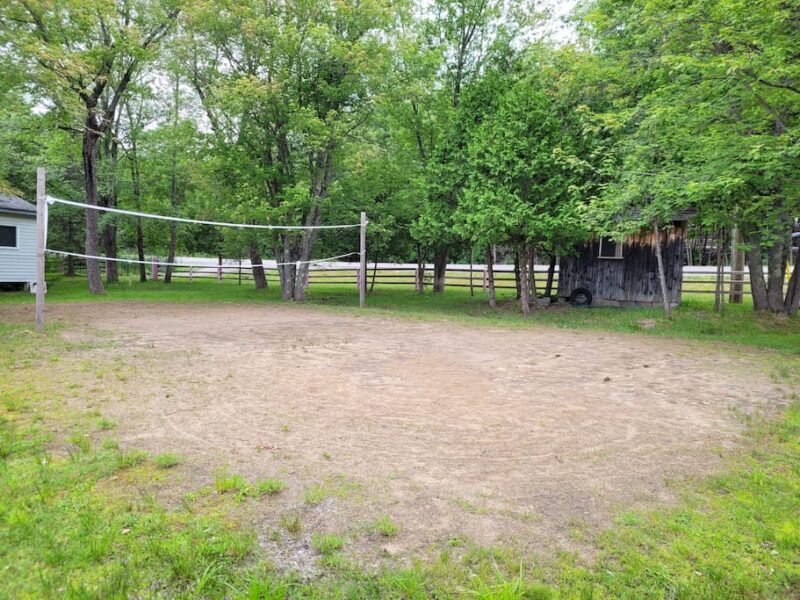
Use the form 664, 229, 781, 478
560, 399, 800, 598
303, 476, 361, 505
214, 472, 251, 498
154, 452, 181, 469
280, 512, 302, 535
369, 514, 399, 537
1, 289, 800, 597
3, 276, 798, 355
213, 471, 287, 500
0, 413, 255, 598
311, 533, 346, 556
256, 478, 287, 496
97, 417, 116, 431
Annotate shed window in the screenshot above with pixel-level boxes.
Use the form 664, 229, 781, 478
598, 236, 623, 259
0, 225, 17, 248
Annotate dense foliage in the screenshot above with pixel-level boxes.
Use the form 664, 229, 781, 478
0, 0, 797, 313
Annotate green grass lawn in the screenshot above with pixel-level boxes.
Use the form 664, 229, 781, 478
3, 274, 799, 355
1, 277, 799, 598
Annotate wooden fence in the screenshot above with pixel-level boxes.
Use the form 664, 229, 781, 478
64, 256, 790, 297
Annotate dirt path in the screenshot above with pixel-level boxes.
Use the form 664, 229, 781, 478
0, 302, 787, 570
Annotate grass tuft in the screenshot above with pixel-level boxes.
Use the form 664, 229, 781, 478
255, 478, 287, 496
280, 512, 302, 535
311, 533, 345, 555
370, 514, 399, 537
97, 417, 116, 431
154, 453, 181, 469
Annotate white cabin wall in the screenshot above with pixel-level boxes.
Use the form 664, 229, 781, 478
0, 213, 37, 284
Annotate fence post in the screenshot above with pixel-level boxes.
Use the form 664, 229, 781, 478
217, 255, 222, 283
238, 259, 242, 285
151, 257, 159, 281
35, 167, 46, 332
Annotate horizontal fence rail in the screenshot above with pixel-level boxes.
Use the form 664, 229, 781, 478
59, 257, 792, 297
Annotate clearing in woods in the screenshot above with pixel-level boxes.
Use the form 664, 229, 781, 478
0, 302, 787, 573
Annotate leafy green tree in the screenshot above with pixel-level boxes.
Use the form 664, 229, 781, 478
582, 0, 800, 314
181, 0, 396, 300
0, 0, 180, 294
454, 51, 592, 314
406, 0, 536, 292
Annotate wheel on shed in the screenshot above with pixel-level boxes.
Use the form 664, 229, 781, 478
569, 287, 592, 307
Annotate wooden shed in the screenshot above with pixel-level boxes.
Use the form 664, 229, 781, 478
557, 214, 692, 308
0, 192, 37, 290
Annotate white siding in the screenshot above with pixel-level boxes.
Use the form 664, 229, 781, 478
0, 213, 36, 284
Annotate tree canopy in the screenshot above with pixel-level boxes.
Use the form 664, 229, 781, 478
0, 0, 797, 313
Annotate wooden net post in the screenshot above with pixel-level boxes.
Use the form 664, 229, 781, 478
35, 167, 46, 332
359, 211, 367, 308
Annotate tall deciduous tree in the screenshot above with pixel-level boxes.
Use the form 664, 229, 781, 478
583, 0, 800, 314
0, 0, 180, 294
181, 0, 395, 300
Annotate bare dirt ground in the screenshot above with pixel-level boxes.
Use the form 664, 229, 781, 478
0, 302, 788, 572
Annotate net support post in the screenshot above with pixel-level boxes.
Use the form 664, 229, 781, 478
35, 167, 46, 332
359, 211, 367, 308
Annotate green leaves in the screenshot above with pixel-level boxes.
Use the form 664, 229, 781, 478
583, 0, 800, 238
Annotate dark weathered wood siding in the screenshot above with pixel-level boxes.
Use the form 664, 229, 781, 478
558, 223, 686, 306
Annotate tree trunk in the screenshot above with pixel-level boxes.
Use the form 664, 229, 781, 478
129, 120, 147, 283
82, 114, 104, 295
714, 227, 725, 313
544, 254, 556, 298
274, 208, 321, 301
469, 247, 474, 297
100, 117, 120, 285
747, 243, 769, 311
275, 236, 297, 300
103, 225, 118, 284
529, 247, 539, 304
748, 233, 790, 313
415, 244, 424, 294
785, 243, 800, 316
165, 76, 181, 285
518, 245, 530, 316
729, 225, 744, 303
766, 238, 788, 311
369, 255, 378, 294
433, 245, 448, 293
164, 221, 178, 283
292, 207, 321, 302
249, 243, 267, 289
653, 221, 671, 318
513, 253, 521, 300
163, 149, 179, 284
485, 245, 496, 308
